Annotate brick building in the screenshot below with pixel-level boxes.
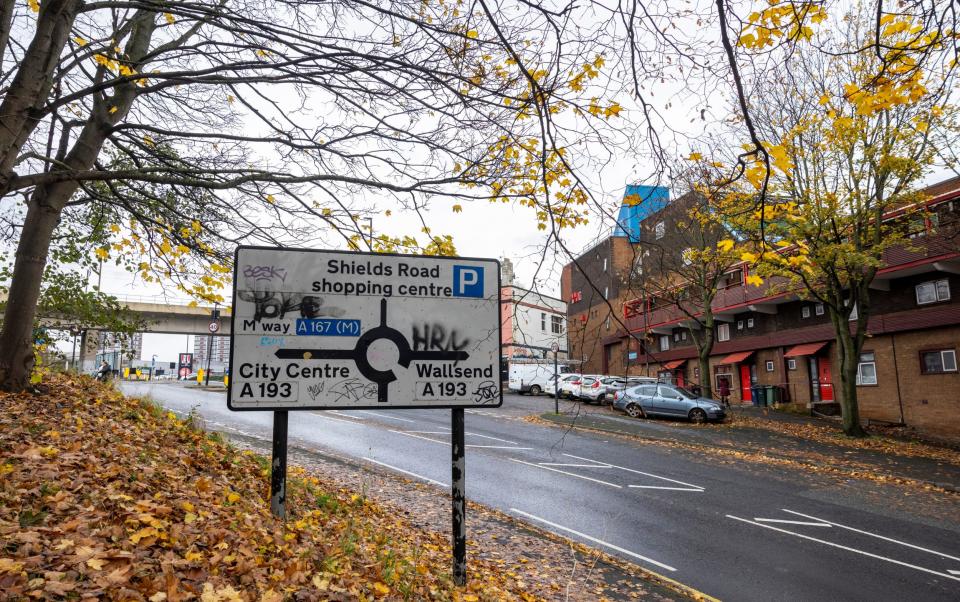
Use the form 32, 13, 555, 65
562, 179, 960, 436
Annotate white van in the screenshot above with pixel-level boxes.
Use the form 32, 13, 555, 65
508, 363, 568, 396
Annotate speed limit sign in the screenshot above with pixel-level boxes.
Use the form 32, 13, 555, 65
208, 321, 220, 333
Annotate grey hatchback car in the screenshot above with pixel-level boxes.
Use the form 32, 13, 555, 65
612, 383, 726, 423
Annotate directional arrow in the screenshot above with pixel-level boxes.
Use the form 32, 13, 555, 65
273, 298, 469, 403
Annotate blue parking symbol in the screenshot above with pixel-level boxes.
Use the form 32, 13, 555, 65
452, 265, 484, 298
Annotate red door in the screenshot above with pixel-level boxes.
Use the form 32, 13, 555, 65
740, 364, 752, 403
818, 356, 834, 401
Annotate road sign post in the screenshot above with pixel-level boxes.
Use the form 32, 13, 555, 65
270, 410, 288, 519
452, 407, 466, 585
228, 247, 501, 580
205, 310, 220, 387
551, 341, 560, 414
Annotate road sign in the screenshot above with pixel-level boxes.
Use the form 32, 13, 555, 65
551, 341, 560, 352
228, 246, 502, 411
208, 321, 220, 333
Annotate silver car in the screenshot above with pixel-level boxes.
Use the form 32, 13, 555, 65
612, 383, 726, 423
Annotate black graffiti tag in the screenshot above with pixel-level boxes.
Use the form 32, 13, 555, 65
411, 323, 471, 352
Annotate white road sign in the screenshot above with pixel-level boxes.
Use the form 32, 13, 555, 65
228, 247, 502, 410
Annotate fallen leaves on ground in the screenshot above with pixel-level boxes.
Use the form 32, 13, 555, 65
724, 414, 960, 467
0, 375, 643, 601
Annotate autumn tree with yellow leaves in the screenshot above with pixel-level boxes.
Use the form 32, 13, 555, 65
712, 7, 957, 436
0, 0, 626, 391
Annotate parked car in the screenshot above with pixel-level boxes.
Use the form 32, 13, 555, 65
571, 374, 606, 401
555, 373, 584, 398
584, 376, 659, 404
612, 383, 726, 423
508, 363, 568, 396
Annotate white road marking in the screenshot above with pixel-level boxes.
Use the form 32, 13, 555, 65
359, 410, 415, 423
407, 430, 451, 435
468, 445, 533, 450
391, 430, 450, 446
507, 458, 622, 488
329, 410, 364, 420
510, 508, 676, 572
628, 485, 705, 492
754, 518, 831, 527
727, 515, 960, 583
466, 432, 518, 444
362, 457, 448, 487
314, 414, 359, 425
949, 570, 960, 576
541, 463, 612, 468
782, 509, 960, 562
563, 453, 705, 491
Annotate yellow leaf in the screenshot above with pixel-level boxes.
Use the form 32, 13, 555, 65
184, 513, 197, 524
226, 95, 235, 104
86, 558, 105, 571
740, 252, 757, 263
184, 551, 203, 562
129, 526, 158, 544
466, 30, 479, 39
452, 204, 463, 213
373, 582, 390, 596
27, 0, 39, 13
746, 274, 763, 287
164, 12, 175, 24
109, 106, 118, 114
181, 501, 196, 513
384, 209, 392, 216
109, 223, 121, 233
73, 36, 88, 46
688, 152, 703, 161
94, 247, 110, 260
463, 596, 479, 602
149, 594, 167, 602
226, 492, 240, 503
716, 239, 734, 252
818, 93, 830, 106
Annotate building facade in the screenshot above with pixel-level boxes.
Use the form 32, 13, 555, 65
193, 335, 230, 371
500, 259, 568, 360
562, 179, 960, 436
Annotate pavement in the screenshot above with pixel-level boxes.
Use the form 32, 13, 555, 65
536, 402, 960, 493
120, 382, 960, 602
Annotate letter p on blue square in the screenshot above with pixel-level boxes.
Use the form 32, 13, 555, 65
452, 265, 483, 298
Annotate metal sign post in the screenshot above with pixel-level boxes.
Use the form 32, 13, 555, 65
451, 408, 466, 585
270, 410, 289, 518
227, 247, 501, 581
551, 341, 560, 414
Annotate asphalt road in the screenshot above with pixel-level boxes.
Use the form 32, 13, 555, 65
121, 382, 960, 601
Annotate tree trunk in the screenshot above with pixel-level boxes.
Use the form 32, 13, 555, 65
0, 197, 63, 390
698, 353, 712, 399
0, 0, 80, 192
835, 322, 867, 437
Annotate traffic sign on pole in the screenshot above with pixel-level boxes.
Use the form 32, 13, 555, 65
228, 247, 502, 411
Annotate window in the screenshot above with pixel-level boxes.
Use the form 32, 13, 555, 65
802, 306, 811, 319
660, 335, 670, 351
603, 258, 608, 272
737, 320, 744, 330
551, 315, 563, 334
673, 331, 680, 342
787, 358, 797, 370
916, 279, 950, 305
655, 221, 665, 239
604, 286, 609, 299
921, 349, 958, 374
815, 303, 824, 316
605, 316, 611, 330
857, 352, 877, 385
717, 323, 730, 342
765, 360, 774, 372
721, 269, 743, 289
541, 312, 546, 331
747, 318, 754, 328
681, 330, 687, 341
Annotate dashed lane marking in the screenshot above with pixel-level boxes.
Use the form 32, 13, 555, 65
358, 410, 415, 423
782, 509, 960, 562
362, 457, 448, 488
727, 514, 960, 583
507, 457, 622, 488
510, 508, 676, 572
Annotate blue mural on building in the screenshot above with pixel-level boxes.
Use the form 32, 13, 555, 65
612, 185, 670, 242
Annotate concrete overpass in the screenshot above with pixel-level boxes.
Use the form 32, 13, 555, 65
115, 295, 233, 335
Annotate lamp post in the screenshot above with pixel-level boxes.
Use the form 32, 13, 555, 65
551, 341, 560, 414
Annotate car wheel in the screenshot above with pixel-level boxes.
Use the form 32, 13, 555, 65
529, 385, 542, 396
689, 408, 708, 424
625, 403, 642, 418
